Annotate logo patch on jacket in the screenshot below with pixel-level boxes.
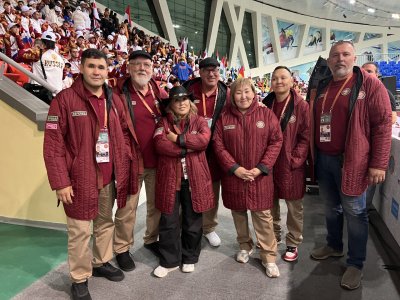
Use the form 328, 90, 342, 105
131, 101, 136, 105
224, 125, 235, 130
357, 91, 366, 100
341, 88, 351, 96
47, 115, 58, 122
153, 127, 164, 137
194, 100, 200, 104
46, 123, 58, 130
256, 121, 265, 128
191, 131, 198, 134
289, 115, 296, 123
71, 111, 87, 117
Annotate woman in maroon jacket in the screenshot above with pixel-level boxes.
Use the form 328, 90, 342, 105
213, 78, 283, 278
263, 66, 310, 263
153, 86, 215, 278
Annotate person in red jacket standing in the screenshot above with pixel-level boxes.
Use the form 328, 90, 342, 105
263, 66, 310, 262
152, 86, 215, 277
116, 50, 168, 258
213, 78, 283, 278
309, 41, 392, 290
183, 57, 230, 248
44, 49, 133, 300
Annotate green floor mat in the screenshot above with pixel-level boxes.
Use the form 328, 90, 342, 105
0, 223, 67, 300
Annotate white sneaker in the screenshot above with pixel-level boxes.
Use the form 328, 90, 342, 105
182, 264, 195, 273
263, 262, 280, 278
236, 249, 254, 263
153, 265, 179, 278
204, 231, 221, 247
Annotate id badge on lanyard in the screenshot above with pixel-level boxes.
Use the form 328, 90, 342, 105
205, 117, 213, 128
181, 157, 188, 180
96, 128, 110, 163
320, 113, 332, 143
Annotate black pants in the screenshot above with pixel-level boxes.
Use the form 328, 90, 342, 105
159, 180, 203, 268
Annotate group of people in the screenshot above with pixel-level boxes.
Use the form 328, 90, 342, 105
42, 27, 393, 300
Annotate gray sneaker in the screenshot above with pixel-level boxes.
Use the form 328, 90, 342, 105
310, 245, 344, 260
341, 266, 362, 290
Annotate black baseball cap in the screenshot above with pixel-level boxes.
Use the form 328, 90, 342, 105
199, 57, 219, 69
128, 50, 152, 61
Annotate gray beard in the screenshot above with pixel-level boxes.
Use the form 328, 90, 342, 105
133, 76, 151, 87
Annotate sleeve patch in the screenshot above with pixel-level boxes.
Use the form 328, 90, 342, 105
47, 115, 59, 122
46, 123, 58, 130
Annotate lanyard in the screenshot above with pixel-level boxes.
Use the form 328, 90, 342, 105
103, 99, 108, 129
133, 84, 160, 118
272, 93, 291, 122
202, 87, 218, 117
321, 75, 352, 114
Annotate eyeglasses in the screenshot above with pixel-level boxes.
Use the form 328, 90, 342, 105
202, 67, 220, 74
130, 61, 152, 69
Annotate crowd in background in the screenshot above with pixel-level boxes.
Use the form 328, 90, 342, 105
0, 0, 309, 98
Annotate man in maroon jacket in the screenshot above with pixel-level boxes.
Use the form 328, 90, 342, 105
183, 57, 230, 247
309, 41, 392, 290
44, 49, 132, 300
116, 50, 168, 257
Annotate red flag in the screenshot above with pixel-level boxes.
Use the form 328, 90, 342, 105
238, 66, 245, 78
124, 5, 132, 25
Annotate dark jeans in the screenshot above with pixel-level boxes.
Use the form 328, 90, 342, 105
158, 180, 203, 268
316, 152, 369, 269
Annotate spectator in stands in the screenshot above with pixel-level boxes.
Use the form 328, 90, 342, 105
30, 10, 43, 37
31, 31, 64, 95
362, 62, 397, 125
2, 1, 16, 24
362, 62, 397, 211
183, 57, 229, 247
212, 77, 283, 278
152, 85, 214, 278
116, 50, 168, 260
309, 41, 392, 290
44, 48, 132, 300
4, 22, 23, 58
262, 66, 310, 262
172, 57, 193, 83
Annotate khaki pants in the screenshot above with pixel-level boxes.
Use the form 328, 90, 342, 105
202, 181, 220, 234
231, 209, 277, 264
127, 168, 160, 244
67, 183, 115, 283
272, 198, 304, 247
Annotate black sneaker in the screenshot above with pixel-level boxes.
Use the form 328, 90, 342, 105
116, 251, 136, 272
144, 241, 161, 257
92, 262, 125, 281
71, 280, 91, 300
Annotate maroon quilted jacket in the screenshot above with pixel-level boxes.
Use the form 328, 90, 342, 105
154, 113, 215, 214
263, 89, 310, 200
43, 76, 131, 220
213, 99, 283, 211
309, 67, 392, 196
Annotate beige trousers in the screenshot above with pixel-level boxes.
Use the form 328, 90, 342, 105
67, 183, 115, 283
202, 181, 220, 234
272, 198, 304, 247
231, 209, 277, 263
127, 168, 160, 244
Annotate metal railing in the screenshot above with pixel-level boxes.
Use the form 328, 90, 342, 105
356, 53, 400, 66
0, 52, 57, 94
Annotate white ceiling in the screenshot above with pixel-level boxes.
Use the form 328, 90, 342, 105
258, 0, 400, 28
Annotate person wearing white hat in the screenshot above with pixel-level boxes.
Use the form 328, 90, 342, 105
4, 22, 23, 58
20, 5, 33, 45
30, 31, 65, 96
30, 10, 44, 38
72, 5, 86, 30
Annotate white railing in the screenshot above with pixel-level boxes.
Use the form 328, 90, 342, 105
356, 53, 400, 66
